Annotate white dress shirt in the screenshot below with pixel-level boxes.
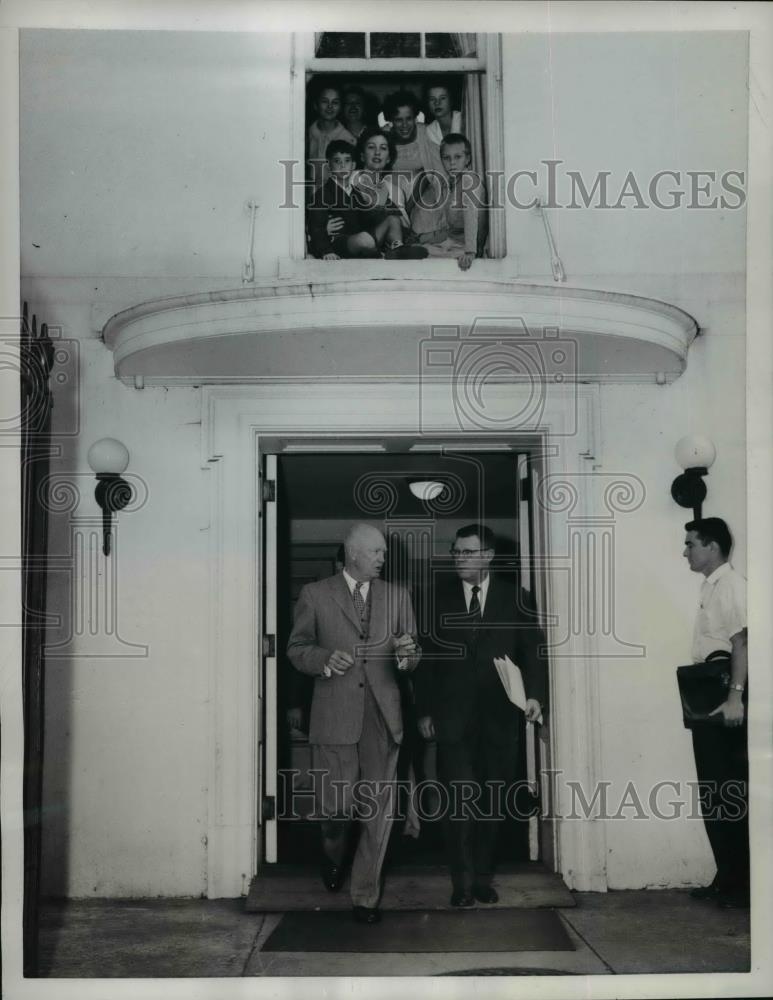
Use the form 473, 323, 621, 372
691, 561, 747, 662
343, 568, 370, 603
462, 574, 490, 615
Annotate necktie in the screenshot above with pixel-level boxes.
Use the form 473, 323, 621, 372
353, 582, 366, 621
469, 584, 481, 621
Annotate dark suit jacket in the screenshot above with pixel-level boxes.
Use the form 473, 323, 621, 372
414, 574, 548, 745
286, 573, 418, 746
307, 177, 363, 259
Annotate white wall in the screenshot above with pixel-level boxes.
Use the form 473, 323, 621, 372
28, 320, 212, 897
20, 29, 292, 282
20, 28, 747, 895
503, 31, 748, 279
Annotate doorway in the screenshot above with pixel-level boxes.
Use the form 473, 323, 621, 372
260, 445, 552, 872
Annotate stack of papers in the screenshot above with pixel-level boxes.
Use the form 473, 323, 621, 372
493, 655, 543, 724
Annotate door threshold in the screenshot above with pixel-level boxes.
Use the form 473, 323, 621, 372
245, 863, 574, 912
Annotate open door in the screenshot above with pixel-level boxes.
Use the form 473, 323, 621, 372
260, 454, 279, 862
519, 448, 556, 872
256, 445, 554, 870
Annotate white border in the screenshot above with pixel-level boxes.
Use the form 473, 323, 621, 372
2, 3, 771, 1000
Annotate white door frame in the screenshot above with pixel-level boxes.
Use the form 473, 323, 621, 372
200, 381, 609, 896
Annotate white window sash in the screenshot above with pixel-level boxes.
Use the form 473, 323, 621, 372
310, 31, 484, 68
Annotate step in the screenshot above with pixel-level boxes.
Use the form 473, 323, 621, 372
245, 863, 575, 912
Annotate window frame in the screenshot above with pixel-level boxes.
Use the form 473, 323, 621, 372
288, 32, 506, 264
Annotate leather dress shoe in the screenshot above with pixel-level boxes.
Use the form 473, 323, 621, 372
353, 905, 381, 924
450, 890, 475, 908
320, 859, 344, 893
473, 885, 499, 904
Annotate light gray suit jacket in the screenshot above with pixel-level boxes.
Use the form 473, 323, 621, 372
286, 573, 419, 746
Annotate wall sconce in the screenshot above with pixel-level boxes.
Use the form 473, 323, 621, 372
670, 434, 716, 520
408, 480, 446, 502
87, 438, 133, 556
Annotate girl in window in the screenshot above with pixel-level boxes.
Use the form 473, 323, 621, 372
351, 128, 428, 260
424, 80, 463, 145
307, 79, 356, 191
341, 85, 375, 141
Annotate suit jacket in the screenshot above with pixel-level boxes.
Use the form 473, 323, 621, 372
307, 177, 363, 259
286, 574, 418, 746
414, 574, 548, 744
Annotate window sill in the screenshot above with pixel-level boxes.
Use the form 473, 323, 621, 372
276, 256, 519, 282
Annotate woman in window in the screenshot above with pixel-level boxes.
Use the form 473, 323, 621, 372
306, 78, 356, 191
341, 85, 376, 141
351, 127, 428, 260
424, 80, 463, 145
383, 89, 446, 244
383, 89, 443, 179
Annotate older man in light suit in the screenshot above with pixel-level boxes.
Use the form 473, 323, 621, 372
287, 522, 420, 924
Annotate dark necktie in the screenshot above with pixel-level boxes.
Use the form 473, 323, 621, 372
353, 582, 366, 622
469, 584, 481, 622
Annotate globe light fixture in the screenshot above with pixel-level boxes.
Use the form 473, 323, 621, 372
670, 434, 716, 520
87, 438, 132, 556
408, 480, 446, 502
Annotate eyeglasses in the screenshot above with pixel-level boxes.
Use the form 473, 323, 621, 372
450, 548, 487, 558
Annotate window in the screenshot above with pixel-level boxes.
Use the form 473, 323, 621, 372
314, 32, 475, 60
290, 32, 505, 265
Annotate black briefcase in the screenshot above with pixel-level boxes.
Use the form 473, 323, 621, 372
676, 650, 733, 729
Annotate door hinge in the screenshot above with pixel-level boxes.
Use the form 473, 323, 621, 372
262, 796, 276, 820
262, 478, 276, 503
262, 634, 276, 657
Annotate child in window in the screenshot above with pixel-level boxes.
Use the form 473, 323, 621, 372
306, 79, 356, 191
307, 140, 379, 260
382, 89, 447, 245
341, 85, 374, 141
351, 128, 428, 260
418, 133, 487, 270
425, 80, 463, 145
383, 89, 443, 179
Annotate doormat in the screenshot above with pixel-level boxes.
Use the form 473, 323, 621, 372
261, 908, 574, 953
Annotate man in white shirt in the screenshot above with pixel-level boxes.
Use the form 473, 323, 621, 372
683, 517, 749, 908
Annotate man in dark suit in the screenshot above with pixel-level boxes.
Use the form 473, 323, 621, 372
415, 523, 547, 907
287, 523, 420, 923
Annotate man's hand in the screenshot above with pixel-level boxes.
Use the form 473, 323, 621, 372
524, 698, 542, 723
395, 632, 420, 671
326, 650, 354, 675
418, 715, 436, 740
457, 252, 475, 271
710, 691, 745, 727
326, 216, 345, 236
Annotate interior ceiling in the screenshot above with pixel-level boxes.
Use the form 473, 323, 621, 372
278, 451, 522, 521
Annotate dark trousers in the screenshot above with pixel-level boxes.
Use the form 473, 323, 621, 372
691, 723, 749, 894
436, 718, 521, 893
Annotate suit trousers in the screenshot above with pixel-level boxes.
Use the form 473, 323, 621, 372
691, 723, 749, 895
436, 715, 521, 893
311, 681, 400, 908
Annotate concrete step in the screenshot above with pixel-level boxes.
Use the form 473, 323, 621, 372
245, 863, 575, 912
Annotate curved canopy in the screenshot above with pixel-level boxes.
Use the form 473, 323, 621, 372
102, 278, 698, 386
